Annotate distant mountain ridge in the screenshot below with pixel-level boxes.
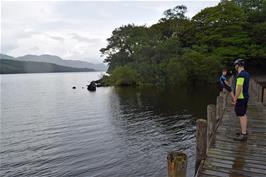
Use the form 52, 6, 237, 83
0, 54, 15, 60
0, 54, 107, 71
0, 59, 95, 74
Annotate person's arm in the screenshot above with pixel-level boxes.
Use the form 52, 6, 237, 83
235, 85, 243, 99
224, 80, 230, 86
219, 76, 223, 84
233, 77, 244, 103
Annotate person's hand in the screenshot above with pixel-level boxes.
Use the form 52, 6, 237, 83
232, 96, 237, 105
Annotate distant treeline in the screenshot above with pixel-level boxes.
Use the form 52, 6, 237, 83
0, 59, 95, 74
100, 0, 266, 86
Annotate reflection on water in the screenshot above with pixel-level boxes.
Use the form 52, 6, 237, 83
113, 86, 217, 117
0, 73, 218, 177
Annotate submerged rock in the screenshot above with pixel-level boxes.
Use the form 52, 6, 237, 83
72, 86, 76, 89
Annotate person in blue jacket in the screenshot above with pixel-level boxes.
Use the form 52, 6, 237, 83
219, 68, 234, 100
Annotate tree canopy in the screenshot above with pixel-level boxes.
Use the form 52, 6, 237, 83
100, 0, 266, 86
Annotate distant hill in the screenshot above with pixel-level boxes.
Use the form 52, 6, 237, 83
0, 59, 95, 74
0, 54, 15, 60
0, 54, 108, 71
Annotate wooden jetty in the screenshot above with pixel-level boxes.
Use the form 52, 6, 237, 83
167, 77, 266, 177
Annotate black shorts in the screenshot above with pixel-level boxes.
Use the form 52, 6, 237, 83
235, 99, 248, 117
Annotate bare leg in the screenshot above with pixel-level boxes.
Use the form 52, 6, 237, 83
240, 114, 248, 134
234, 115, 248, 141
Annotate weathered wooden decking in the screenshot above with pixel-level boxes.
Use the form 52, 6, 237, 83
197, 93, 266, 176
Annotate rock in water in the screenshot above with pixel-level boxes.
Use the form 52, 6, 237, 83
87, 81, 96, 91
72, 86, 76, 89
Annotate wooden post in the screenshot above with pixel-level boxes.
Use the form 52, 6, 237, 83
256, 81, 259, 101
263, 87, 266, 105
195, 119, 207, 173
253, 80, 256, 97
250, 79, 253, 93
219, 91, 226, 110
224, 91, 227, 108
207, 104, 216, 149
258, 84, 262, 102
167, 152, 187, 177
216, 96, 220, 121
216, 96, 223, 120
251, 79, 255, 94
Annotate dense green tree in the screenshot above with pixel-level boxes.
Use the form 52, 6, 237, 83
100, 0, 266, 86
166, 58, 187, 85
162, 5, 187, 21
192, 1, 250, 64
100, 24, 148, 72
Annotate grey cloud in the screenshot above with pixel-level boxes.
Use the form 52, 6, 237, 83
1, 43, 18, 53
21, 30, 39, 38
29, 46, 40, 51
21, 31, 65, 42
69, 33, 100, 43
47, 35, 65, 41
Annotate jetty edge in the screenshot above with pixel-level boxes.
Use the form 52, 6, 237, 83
167, 76, 266, 177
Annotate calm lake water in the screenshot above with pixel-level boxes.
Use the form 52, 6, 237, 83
0, 72, 218, 177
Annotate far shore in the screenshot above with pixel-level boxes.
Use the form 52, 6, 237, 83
0, 71, 106, 75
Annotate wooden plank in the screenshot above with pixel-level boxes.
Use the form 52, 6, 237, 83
198, 173, 220, 177
207, 150, 266, 165
215, 130, 266, 139
205, 157, 266, 172
200, 168, 265, 177
217, 127, 266, 135
202, 162, 266, 176
211, 141, 266, 156
213, 136, 266, 147
215, 135, 266, 143
199, 169, 230, 177
207, 149, 266, 163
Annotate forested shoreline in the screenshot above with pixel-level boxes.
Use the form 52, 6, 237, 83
100, 0, 266, 86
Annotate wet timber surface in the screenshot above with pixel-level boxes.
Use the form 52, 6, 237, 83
198, 92, 266, 177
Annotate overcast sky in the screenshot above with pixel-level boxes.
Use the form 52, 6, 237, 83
1, 0, 219, 63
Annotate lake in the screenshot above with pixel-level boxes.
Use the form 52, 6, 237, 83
0, 72, 218, 177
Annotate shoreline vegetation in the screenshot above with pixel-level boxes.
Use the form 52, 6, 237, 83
99, 0, 266, 87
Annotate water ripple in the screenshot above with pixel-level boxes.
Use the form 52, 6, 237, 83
0, 73, 217, 177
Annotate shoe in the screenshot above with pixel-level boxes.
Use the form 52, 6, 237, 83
233, 133, 247, 141
236, 131, 248, 136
